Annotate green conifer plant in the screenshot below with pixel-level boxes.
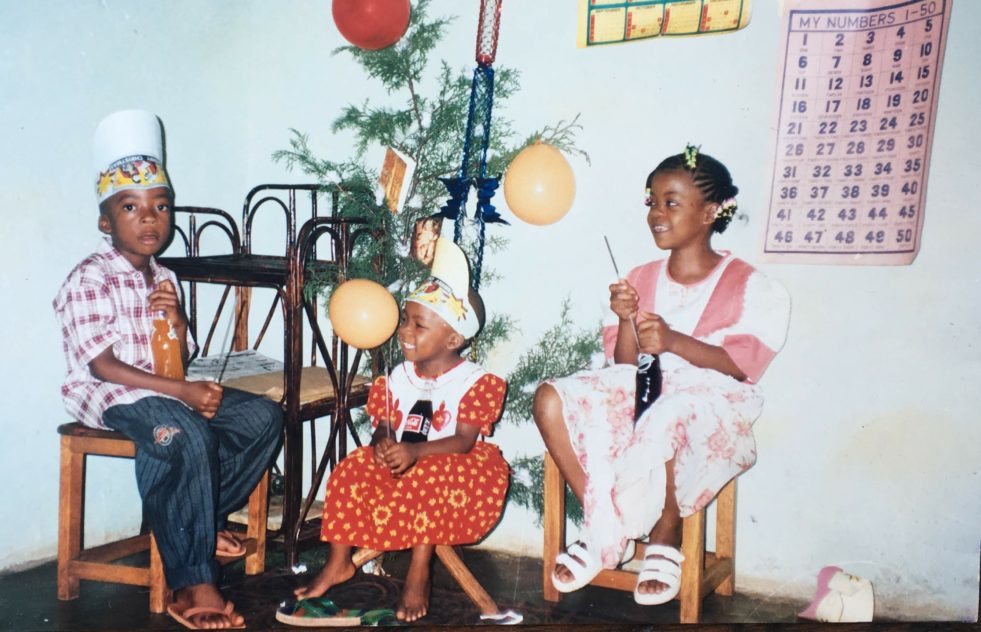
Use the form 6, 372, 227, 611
274, 0, 596, 524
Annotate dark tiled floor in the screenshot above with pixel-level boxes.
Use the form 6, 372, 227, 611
0, 544, 968, 631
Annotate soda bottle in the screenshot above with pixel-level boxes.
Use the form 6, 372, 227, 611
151, 310, 184, 380
634, 352, 661, 421
400, 398, 433, 443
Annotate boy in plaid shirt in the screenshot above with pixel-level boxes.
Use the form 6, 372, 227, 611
53, 110, 282, 629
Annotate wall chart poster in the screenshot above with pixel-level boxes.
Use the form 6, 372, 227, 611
576, 0, 751, 48
763, 0, 950, 265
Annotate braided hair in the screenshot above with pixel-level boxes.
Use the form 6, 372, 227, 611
646, 145, 740, 233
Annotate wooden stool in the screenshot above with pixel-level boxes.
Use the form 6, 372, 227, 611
57, 422, 270, 613
542, 451, 735, 623
351, 546, 500, 617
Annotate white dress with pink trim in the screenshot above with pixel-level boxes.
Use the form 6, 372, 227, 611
546, 253, 790, 569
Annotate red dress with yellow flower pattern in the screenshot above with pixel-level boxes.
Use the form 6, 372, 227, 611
319, 360, 510, 549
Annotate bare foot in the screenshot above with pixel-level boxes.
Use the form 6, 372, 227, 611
294, 554, 356, 600
396, 556, 431, 622
169, 583, 244, 629
216, 530, 245, 557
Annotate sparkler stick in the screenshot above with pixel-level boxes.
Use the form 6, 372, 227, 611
603, 235, 642, 349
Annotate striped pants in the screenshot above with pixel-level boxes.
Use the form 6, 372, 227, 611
103, 388, 282, 589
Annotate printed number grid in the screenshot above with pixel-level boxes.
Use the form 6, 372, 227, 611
765, 0, 947, 263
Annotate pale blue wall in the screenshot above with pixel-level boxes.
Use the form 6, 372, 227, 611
0, 0, 977, 621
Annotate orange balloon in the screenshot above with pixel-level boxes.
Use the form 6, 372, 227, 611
503, 142, 576, 226
328, 279, 399, 349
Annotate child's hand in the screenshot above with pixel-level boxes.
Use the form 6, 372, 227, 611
382, 442, 418, 476
148, 280, 186, 326
180, 381, 224, 419
636, 311, 675, 355
609, 279, 639, 321
373, 436, 396, 467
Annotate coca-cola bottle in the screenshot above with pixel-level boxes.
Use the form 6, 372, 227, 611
400, 398, 433, 443
634, 352, 661, 421
150, 310, 184, 379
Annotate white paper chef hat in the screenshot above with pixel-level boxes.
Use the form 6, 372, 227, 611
93, 109, 170, 203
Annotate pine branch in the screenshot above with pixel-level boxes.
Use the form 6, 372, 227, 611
274, 2, 595, 526
508, 454, 583, 526
503, 299, 602, 425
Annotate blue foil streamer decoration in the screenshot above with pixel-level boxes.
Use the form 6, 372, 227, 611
475, 177, 506, 225
434, 176, 469, 222
435, 1, 504, 290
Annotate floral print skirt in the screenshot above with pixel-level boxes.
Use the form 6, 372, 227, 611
319, 442, 510, 550
546, 363, 763, 568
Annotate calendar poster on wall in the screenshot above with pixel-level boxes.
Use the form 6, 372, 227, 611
576, 0, 751, 48
763, 0, 951, 265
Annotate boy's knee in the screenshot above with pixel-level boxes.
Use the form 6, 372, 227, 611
170, 420, 219, 460
252, 397, 283, 424
248, 397, 283, 436
224, 389, 283, 428
259, 398, 284, 429
251, 397, 284, 441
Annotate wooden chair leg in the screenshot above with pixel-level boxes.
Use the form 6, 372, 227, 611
245, 470, 269, 575
542, 452, 565, 603
679, 508, 706, 624
540, 451, 736, 625
435, 545, 499, 616
57, 437, 82, 601
148, 532, 170, 613
353, 546, 498, 616
352, 547, 383, 568
715, 479, 736, 596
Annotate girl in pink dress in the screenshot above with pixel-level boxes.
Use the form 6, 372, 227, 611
534, 145, 790, 606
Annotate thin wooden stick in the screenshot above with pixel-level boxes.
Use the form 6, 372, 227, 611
603, 235, 642, 349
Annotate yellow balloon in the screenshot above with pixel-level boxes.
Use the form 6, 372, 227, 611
328, 279, 399, 349
503, 141, 576, 226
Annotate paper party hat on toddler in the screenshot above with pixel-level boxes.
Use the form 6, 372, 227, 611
405, 237, 480, 338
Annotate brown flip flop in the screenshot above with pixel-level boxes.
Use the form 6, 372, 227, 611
167, 599, 246, 630
215, 530, 246, 560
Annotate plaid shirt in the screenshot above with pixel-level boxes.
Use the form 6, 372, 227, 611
53, 238, 195, 428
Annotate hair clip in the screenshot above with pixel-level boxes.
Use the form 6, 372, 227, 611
716, 197, 738, 221
683, 144, 700, 170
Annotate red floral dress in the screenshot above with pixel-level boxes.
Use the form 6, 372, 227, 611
319, 361, 510, 549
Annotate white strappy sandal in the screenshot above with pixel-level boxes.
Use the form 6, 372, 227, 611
551, 542, 602, 593
633, 544, 685, 605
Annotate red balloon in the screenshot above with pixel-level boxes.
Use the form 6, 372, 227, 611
332, 0, 411, 50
